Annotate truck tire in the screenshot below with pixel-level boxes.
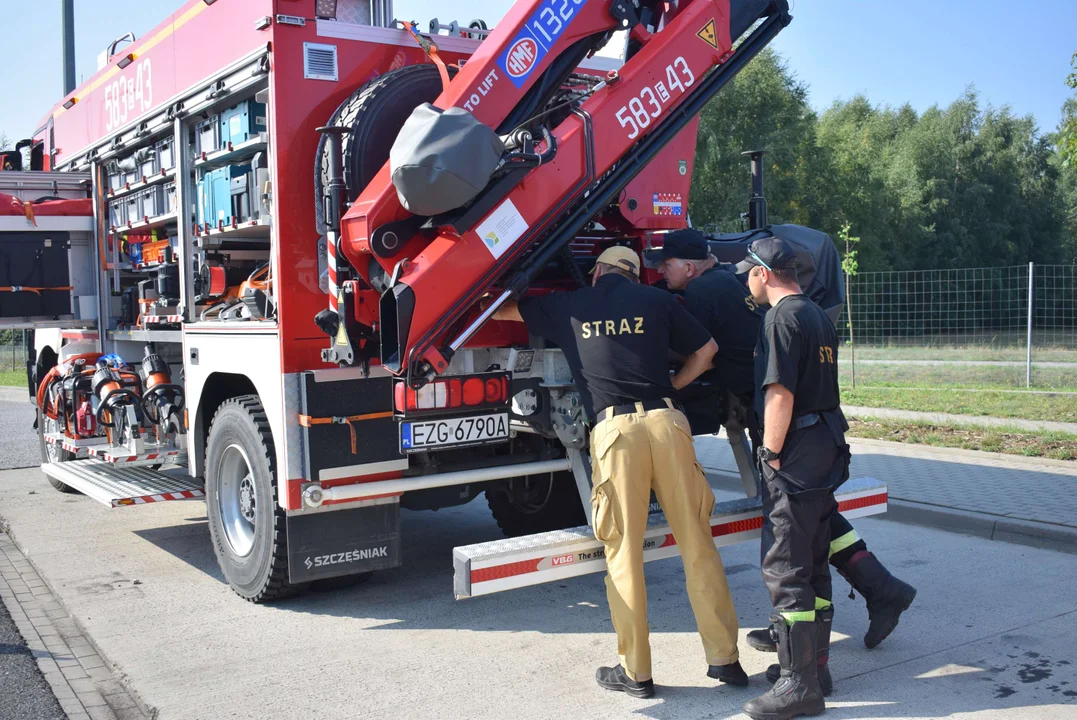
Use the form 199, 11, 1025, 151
486, 469, 587, 537
205, 395, 302, 603
315, 63, 457, 234
38, 409, 78, 493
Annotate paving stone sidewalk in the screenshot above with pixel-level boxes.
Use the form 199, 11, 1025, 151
695, 433, 1077, 537
0, 530, 151, 720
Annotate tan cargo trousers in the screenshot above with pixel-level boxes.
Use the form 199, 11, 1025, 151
589, 400, 740, 682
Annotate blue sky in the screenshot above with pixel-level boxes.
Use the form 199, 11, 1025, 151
2, 0, 1074, 142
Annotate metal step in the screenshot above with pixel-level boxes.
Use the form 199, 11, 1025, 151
41, 459, 204, 508
85, 445, 187, 467
453, 477, 887, 600
43, 433, 108, 459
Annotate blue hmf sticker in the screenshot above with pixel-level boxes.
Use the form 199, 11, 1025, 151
498, 0, 590, 89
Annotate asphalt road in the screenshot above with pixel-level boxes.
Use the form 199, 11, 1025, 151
0, 464, 1075, 719
1, 393, 40, 471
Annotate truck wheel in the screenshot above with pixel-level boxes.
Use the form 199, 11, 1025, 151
486, 470, 587, 537
38, 409, 78, 493
315, 63, 457, 234
205, 395, 302, 603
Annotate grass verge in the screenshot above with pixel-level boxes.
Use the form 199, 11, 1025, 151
846, 418, 1077, 461
843, 386, 1077, 424
0, 370, 26, 388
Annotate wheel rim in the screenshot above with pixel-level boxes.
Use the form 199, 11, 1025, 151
43, 416, 62, 463
217, 443, 258, 557
506, 473, 555, 514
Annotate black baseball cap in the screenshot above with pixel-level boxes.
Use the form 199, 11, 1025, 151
734, 236, 798, 274
643, 229, 710, 268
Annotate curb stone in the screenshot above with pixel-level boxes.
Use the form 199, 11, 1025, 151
703, 468, 1077, 556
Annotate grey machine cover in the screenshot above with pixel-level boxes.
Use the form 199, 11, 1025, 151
389, 103, 505, 217
707, 223, 846, 325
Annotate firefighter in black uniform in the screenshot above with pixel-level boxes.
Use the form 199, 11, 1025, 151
492, 246, 748, 698
738, 236, 851, 720
646, 229, 764, 445
649, 229, 915, 668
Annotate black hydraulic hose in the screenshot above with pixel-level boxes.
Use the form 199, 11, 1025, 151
508, 4, 791, 296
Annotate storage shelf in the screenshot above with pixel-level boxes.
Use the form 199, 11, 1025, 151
107, 168, 177, 201
107, 328, 182, 343
194, 135, 268, 171
111, 212, 178, 235
196, 217, 271, 246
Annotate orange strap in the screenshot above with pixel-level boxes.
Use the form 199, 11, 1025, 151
1, 285, 73, 295
298, 411, 395, 454
23, 201, 37, 227
404, 21, 451, 92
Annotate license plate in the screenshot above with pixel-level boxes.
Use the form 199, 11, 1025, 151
400, 413, 509, 453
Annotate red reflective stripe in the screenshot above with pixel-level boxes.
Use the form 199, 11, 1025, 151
712, 516, 763, 538
838, 492, 887, 513
471, 558, 544, 584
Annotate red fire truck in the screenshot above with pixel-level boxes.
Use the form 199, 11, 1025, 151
2, 0, 886, 603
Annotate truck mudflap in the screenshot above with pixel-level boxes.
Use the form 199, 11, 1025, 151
286, 499, 402, 584
453, 477, 887, 600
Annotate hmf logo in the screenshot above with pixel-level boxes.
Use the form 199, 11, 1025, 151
505, 38, 539, 78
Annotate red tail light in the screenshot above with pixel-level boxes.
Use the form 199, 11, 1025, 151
394, 373, 509, 414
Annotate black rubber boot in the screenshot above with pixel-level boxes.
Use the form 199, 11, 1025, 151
837, 550, 917, 649
707, 660, 750, 686
747, 624, 778, 653
596, 664, 655, 699
744, 616, 825, 720
767, 606, 833, 696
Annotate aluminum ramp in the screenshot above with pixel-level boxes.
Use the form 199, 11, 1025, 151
454, 477, 887, 599
41, 459, 204, 507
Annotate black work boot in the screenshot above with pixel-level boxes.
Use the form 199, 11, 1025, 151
707, 660, 750, 686
744, 616, 825, 720
596, 664, 655, 699
747, 624, 778, 653
837, 550, 917, 649
767, 606, 833, 696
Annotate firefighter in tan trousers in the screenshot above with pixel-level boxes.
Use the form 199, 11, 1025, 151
492, 246, 748, 698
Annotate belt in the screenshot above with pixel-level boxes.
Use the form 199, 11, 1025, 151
793, 412, 821, 431
600, 398, 678, 422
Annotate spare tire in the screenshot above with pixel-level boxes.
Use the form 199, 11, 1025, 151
314, 63, 458, 234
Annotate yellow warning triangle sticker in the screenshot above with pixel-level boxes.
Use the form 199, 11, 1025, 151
697, 19, 718, 49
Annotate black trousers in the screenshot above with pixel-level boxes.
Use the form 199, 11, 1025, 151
749, 411, 863, 577
760, 477, 838, 613
758, 420, 847, 613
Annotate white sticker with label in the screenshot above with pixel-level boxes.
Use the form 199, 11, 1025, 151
475, 198, 528, 260
230, 115, 241, 137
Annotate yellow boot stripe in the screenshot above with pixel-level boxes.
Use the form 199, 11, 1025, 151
829, 530, 860, 557
781, 610, 815, 624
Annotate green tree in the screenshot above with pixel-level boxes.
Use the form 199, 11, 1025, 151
1059, 52, 1077, 168
689, 48, 837, 232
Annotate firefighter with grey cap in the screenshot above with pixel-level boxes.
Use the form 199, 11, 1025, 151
738, 235, 851, 720
491, 245, 748, 698
649, 228, 916, 680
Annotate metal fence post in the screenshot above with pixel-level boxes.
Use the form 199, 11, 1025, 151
1026, 261, 1034, 388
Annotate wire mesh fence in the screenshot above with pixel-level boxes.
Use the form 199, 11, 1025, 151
838, 264, 1077, 388
1, 339, 26, 373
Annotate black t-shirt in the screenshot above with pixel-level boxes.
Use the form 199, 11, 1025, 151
754, 294, 840, 421
681, 265, 765, 398
519, 274, 712, 420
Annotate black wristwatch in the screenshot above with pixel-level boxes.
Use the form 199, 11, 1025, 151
757, 446, 780, 463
